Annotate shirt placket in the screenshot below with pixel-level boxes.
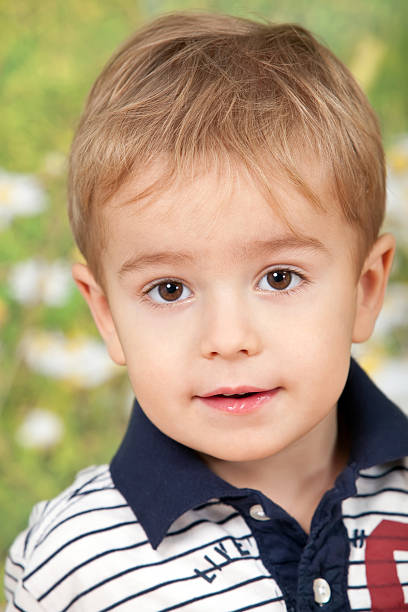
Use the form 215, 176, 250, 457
228, 490, 351, 612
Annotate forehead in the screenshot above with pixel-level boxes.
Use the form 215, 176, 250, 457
103, 158, 356, 268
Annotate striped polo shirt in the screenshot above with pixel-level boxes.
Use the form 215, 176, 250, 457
5, 359, 408, 611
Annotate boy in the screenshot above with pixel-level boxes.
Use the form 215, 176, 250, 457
5, 12, 408, 612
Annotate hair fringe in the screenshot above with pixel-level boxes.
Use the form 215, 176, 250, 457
68, 12, 385, 284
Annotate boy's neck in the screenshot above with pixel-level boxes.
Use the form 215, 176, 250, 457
201, 406, 348, 534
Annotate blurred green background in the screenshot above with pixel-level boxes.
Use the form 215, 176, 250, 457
1, 0, 408, 605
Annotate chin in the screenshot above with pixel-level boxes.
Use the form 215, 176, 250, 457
201, 442, 279, 464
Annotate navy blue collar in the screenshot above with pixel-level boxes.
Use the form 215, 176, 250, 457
110, 358, 408, 549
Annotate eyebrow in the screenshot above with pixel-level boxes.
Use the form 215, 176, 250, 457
118, 234, 329, 278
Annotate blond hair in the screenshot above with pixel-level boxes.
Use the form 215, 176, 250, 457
68, 12, 385, 283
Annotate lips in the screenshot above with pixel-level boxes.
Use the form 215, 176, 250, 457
200, 385, 267, 398
196, 386, 280, 415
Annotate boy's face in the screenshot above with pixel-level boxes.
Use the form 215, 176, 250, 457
77, 162, 392, 463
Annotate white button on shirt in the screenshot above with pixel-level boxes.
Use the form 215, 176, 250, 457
249, 503, 270, 521
313, 577, 331, 605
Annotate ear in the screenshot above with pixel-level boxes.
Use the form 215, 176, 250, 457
352, 233, 396, 343
71, 263, 126, 365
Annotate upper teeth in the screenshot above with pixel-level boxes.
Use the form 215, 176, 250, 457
222, 392, 249, 396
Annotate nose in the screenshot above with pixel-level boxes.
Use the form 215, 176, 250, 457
200, 293, 262, 360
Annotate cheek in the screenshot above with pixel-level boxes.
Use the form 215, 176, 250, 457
271, 293, 356, 356
309, 303, 356, 397
270, 287, 357, 398
304, 279, 358, 341
116, 319, 190, 399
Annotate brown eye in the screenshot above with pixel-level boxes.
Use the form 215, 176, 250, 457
158, 282, 183, 301
266, 270, 292, 290
147, 279, 192, 304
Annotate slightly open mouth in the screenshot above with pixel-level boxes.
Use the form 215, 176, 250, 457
213, 392, 255, 398
198, 389, 280, 415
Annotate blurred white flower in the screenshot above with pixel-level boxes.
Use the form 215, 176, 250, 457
352, 283, 408, 376
20, 330, 120, 387
373, 283, 408, 339
16, 408, 64, 450
8, 259, 73, 306
386, 172, 408, 239
0, 169, 47, 228
386, 136, 408, 245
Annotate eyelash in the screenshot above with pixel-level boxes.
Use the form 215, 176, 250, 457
141, 267, 308, 308
141, 277, 192, 309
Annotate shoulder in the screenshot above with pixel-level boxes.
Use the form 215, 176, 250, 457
342, 457, 408, 527
9, 464, 131, 562
341, 458, 408, 610
5, 464, 146, 610
356, 456, 408, 491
